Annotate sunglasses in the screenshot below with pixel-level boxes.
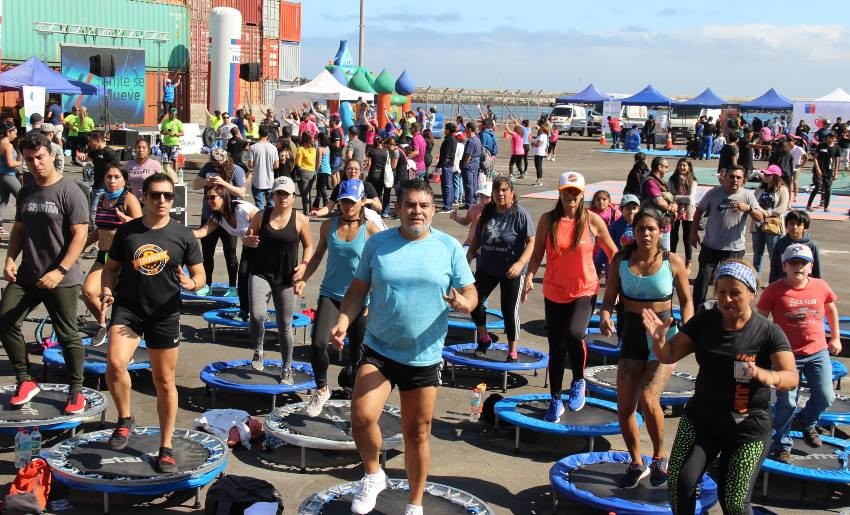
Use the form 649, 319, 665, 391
146, 191, 175, 201
207, 194, 221, 201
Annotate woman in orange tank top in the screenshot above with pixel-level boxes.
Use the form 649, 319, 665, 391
524, 171, 617, 422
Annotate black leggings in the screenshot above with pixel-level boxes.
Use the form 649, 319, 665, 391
522, 144, 530, 173
544, 296, 593, 396
508, 155, 524, 175
808, 174, 833, 210
201, 223, 238, 286
471, 268, 522, 342
237, 246, 256, 314
313, 173, 331, 208
670, 219, 693, 262
310, 296, 366, 389
669, 413, 769, 515
534, 155, 544, 180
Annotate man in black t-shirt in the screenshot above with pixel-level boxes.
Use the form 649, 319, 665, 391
807, 133, 841, 212
717, 133, 739, 173
837, 127, 850, 171
85, 130, 120, 215
259, 109, 281, 144
101, 173, 205, 473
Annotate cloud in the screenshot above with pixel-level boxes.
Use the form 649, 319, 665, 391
374, 11, 462, 23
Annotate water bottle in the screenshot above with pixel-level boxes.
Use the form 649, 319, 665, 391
469, 383, 486, 422
300, 296, 307, 313
14, 429, 25, 468
14, 429, 31, 468
30, 427, 42, 459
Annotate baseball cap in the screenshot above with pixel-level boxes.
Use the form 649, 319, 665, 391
763, 164, 782, 176
271, 175, 296, 195
620, 194, 640, 207
558, 171, 586, 192
338, 179, 365, 202
210, 148, 228, 163
169, 107, 178, 113
165, 78, 172, 83
476, 181, 492, 197
782, 243, 814, 263
39, 123, 56, 134
29, 113, 43, 124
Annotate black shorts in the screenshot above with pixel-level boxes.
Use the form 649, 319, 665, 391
110, 305, 181, 349
358, 346, 441, 391
95, 250, 108, 265
620, 310, 673, 362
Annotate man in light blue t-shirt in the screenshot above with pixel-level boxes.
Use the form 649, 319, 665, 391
332, 180, 476, 515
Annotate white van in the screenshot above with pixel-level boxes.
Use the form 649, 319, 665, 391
550, 104, 602, 136
668, 107, 721, 142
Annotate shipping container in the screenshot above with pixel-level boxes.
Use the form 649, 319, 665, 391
190, 19, 210, 74
280, 1, 301, 42
278, 41, 300, 82
186, 0, 212, 22
0, 0, 189, 70
263, 79, 282, 106
212, 0, 261, 26
238, 79, 263, 110
144, 69, 189, 126
262, 0, 280, 39
189, 71, 209, 106
242, 23, 261, 64
261, 39, 279, 82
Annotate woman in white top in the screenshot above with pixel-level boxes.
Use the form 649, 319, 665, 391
531, 126, 549, 187
667, 158, 698, 273
193, 185, 259, 318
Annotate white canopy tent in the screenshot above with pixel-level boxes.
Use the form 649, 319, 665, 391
273, 70, 372, 115
792, 88, 850, 129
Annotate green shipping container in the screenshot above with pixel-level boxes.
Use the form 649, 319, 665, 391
1, 0, 189, 71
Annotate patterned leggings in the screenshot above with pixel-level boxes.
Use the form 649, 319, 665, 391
668, 413, 769, 515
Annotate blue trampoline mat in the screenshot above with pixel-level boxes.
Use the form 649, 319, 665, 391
762, 431, 850, 483
181, 283, 240, 305
442, 343, 548, 372
550, 451, 718, 514
794, 388, 850, 427
43, 338, 150, 375
200, 359, 316, 395
585, 328, 621, 359
824, 316, 850, 338
495, 394, 639, 436
447, 309, 504, 331
203, 308, 311, 329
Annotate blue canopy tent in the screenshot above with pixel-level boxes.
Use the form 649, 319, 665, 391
619, 84, 673, 106
675, 88, 728, 108
739, 88, 792, 111
555, 83, 612, 104
0, 57, 101, 95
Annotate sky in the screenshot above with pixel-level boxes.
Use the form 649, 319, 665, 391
300, 0, 850, 99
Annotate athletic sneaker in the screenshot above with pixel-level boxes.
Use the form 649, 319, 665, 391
91, 325, 108, 347
649, 457, 669, 486
772, 450, 791, 464
194, 284, 211, 296
108, 416, 135, 450
568, 379, 586, 411
803, 426, 822, 448
251, 351, 264, 371
64, 391, 86, 415
351, 469, 388, 514
223, 286, 238, 297
10, 380, 41, 406
544, 399, 565, 423
404, 504, 424, 515
474, 333, 492, 358
505, 352, 518, 363
280, 367, 294, 385
618, 462, 649, 489
304, 388, 331, 417
156, 447, 178, 474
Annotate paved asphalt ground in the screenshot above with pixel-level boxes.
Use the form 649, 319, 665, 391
1, 137, 848, 514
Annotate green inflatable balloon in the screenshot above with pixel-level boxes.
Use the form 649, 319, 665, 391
390, 94, 408, 106
364, 69, 377, 88
348, 69, 376, 94
374, 69, 396, 94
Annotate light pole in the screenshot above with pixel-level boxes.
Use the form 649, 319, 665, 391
358, 0, 366, 67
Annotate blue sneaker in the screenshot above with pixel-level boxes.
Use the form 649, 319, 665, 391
222, 286, 238, 297
568, 379, 586, 411
544, 399, 565, 423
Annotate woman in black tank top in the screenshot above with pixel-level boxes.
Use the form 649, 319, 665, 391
244, 175, 314, 383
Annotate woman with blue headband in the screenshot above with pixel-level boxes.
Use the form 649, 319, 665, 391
643, 258, 797, 515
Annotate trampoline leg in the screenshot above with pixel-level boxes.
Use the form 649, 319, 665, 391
300, 446, 306, 472
100, 410, 106, 429
451, 363, 456, 385
211, 389, 217, 408
103, 492, 109, 514
209, 323, 215, 343
41, 363, 47, 382
271, 395, 277, 411
380, 450, 387, 468
761, 471, 769, 498
193, 487, 202, 509
830, 425, 835, 437
543, 368, 549, 389
514, 426, 520, 453
71, 426, 77, 437
551, 486, 558, 510
587, 437, 594, 452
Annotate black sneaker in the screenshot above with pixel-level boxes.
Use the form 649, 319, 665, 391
649, 457, 668, 486
91, 325, 108, 347
156, 447, 178, 474
773, 450, 791, 464
108, 416, 135, 450
618, 462, 649, 489
803, 426, 822, 448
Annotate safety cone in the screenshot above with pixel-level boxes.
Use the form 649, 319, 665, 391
599, 130, 607, 146
665, 131, 673, 150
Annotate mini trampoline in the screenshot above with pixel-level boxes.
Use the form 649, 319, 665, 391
584, 365, 696, 406
264, 400, 402, 471
0, 384, 107, 435
44, 426, 228, 514
442, 343, 548, 392
761, 431, 850, 497
42, 338, 151, 389
298, 479, 494, 515
549, 451, 718, 514
200, 359, 315, 410
588, 312, 617, 329
447, 308, 504, 341
202, 308, 311, 343
824, 316, 850, 338
584, 328, 621, 364
180, 282, 240, 305
801, 359, 847, 390
494, 394, 639, 452
792, 388, 850, 437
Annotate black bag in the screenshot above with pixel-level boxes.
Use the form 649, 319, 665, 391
204, 475, 284, 515
480, 393, 504, 426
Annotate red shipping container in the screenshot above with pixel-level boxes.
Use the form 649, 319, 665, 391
280, 1, 301, 42
144, 70, 189, 127
212, 0, 261, 26
190, 19, 210, 73
261, 39, 279, 81
241, 23, 261, 64
187, 0, 212, 22
189, 71, 209, 106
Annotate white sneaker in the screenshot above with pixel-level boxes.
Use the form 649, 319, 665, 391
251, 351, 264, 370
304, 387, 331, 417
351, 469, 388, 514
404, 503, 424, 515
280, 367, 294, 385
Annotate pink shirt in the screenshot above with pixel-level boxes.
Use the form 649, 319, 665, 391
757, 278, 836, 357
299, 121, 318, 138
511, 132, 524, 156
412, 133, 427, 171
549, 128, 559, 143
126, 158, 163, 199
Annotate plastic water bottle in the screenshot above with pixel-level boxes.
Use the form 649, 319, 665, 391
30, 427, 42, 459
14, 429, 31, 468
300, 296, 307, 313
469, 383, 486, 422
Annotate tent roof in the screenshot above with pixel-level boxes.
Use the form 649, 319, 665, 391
275, 69, 370, 101
813, 88, 850, 103
555, 83, 611, 104
0, 57, 97, 95
675, 88, 728, 108
619, 84, 673, 106
739, 88, 793, 110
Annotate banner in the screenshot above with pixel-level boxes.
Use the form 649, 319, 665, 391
61, 44, 145, 124
22, 86, 46, 131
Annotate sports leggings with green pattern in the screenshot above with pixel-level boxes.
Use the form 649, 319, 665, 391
668, 413, 769, 515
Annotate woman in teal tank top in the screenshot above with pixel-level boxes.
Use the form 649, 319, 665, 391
295, 179, 380, 416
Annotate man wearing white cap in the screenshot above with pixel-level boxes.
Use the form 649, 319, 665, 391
757, 243, 841, 463
40, 124, 65, 175
161, 76, 181, 122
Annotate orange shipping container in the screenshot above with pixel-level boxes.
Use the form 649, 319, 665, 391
262, 39, 279, 81
280, 1, 301, 42
144, 70, 189, 127
242, 24, 261, 64
190, 19, 210, 74
186, 0, 212, 22
212, 0, 261, 26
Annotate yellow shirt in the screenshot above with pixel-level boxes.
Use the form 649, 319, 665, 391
64, 114, 79, 136
18, 107, 26, 128
208, 115, 223, 131
246, 121, 259, 140
76, 116, 94, 134
160, 118, 184, 146
296, 146, 317, 171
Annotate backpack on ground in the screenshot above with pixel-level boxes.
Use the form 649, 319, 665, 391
3, 458, 52, 514
480, 393, 504, 426
204, 475, 284, 515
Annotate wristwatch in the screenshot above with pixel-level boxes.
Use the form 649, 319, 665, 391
56, 264, 69, 275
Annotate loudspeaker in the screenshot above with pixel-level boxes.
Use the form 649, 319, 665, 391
89, 54, 115, 77
239, 63, 261, 82
109, 128, 139, 148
